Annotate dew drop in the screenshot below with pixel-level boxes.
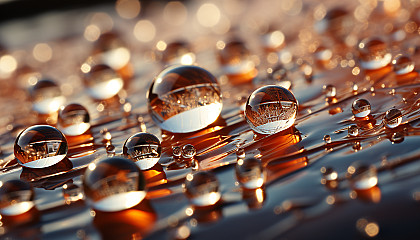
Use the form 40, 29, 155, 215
160, 40, 195, 65
323, 84, 336, 98
352, 99, 371, 118
323, 134, 331, 143
30, 79, 66, 114
235, 157, 265, 189
0, 180, 35, 216
392, 54, 415, 75
348, 124, 359, 137
181, 144, 196, 159
82, 64, 124, 100
383, 108, 402, 128
358, 37, 391, 70
123, 132, 161, 170
184, 171, 220, 207
57, 103, 90, 136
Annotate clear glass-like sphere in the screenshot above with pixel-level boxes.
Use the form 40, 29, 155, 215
82, 157, 146, 212
348, 124, 359, 137
14, 125, 68, 168
358, 37, 391, 70
184, 171, 220, 207
245, 85, 297, 134
347, 162, 378, 190
57, 103, 90, 136
383, 108, 402, 128
323, 84, 336, 98
0, 179, 35, 216
235, 157, 265, 189
83, 64, 124, 100
352, 99, 371, 118
392, 54, 415, 75
123, 132, 162, 170
147, 65, 223, 133
30, 79, 66, 114
182, 144, 196, 159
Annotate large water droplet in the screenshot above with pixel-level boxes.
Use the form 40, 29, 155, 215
358, 37, 391, 70
83, 64, 124, 100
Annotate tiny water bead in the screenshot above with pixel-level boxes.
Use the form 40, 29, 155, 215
348, 124, 359, 137
82, 157, 146, 212
358, 37, 391, 70
14, 125, 68, 168
383, 108, 402, 128
123, 132, 161, 170
184, 171, 221, 207
323, 84, 336, 98
347, 162, 378, 190
30, 79, 66, 114
181, 144, 196, 159
57, 103, 90, 136
323, 134, 332, 144
160, 40, 195, 65
147, 65, 223, 133
92, 32, 131, 71
352, 99, 371, 118
82, 64, 124, 100
236, 148, 245, 160
0, 180, 35, 216
235, 157, 265, 190
392, 54, 415, 75
172, 146, 182, 158
245, 85, 298, 135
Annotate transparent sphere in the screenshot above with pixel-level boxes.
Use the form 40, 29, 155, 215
93, 32, 131, 70
82, 157, 146, 212
123, 132, 161, 170
0, 179, 35, 216
245, 85, 298, 134
323, 134, 332, 143
172, 146, 182, 158
83, 64, 124, 100
57, 103, 90, 136
161, 40, 195, 65
384, 108, 402, 128
182, 144, 196, 159
235, 157, 265, 190
14, 125, 68, 168
348, 124, 359, 137
358, 37, 391, 70
147, 65, 223, 133
236, 148, 245, 160
30, 79, 66, 114
323, 84, 336, 98
392, 54, 415, 75
390, 131, 404, 144
184, 171, 220, 207
347, 162, 378, 190
352, 99, 371, 118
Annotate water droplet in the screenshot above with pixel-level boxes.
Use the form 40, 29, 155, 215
392, 54, 415, 75
92, 32, 131, 70
347, 162, 378, 190
30, 79, 66, 114
82, 157, 146, 212
352, 99, 371, 118
314, 46, 332, 62
106, 144, 116, 157
0, 180, 35, 216
83, 64, 124, 100
101, 129, 112, 142
298, 60, 313, 81
14, 125, 68, 168
172, 146, 182, 158
245, 85, 298, 134
147, 65, 223, 133
358, 37, 391, 70
235, 157, 265, 189
62, 182, 83, 204
181, 144, 196, 159
323, 134, 331, 143
236, 147, 245, 160
267, 64, 291, 89
390, 131, 404, 143
323, 84, 336, 98
383, 108, 402, 128
57, 103, 90, 136
161, 40, 195, 65
184, 171, 220, 207
348, 124, 359, 136
123, 132, 161, 170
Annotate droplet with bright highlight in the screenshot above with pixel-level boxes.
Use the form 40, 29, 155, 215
30, 79, 66, 114
62, 182, 84, 204
235, 157, 265, 189
383, 108, 402, 128
161, 40, 195, 65
392, 54, 415, 75
14, 125, 68, 168
347, 162, 378, 190
348, 124, 359, 137
267, 64, 291, 89
352, 99, 371, 118
0, 180, 35, 216
184, 171, 221, 207
83, 64, 124, 100
82, 157, 146, 212
323, 134, 332, 143
245, 85, 298, 135
182, 144, 196, 159
147, 65, 223, 133
92, 32, 131, 70
358, 37, 391, 70
123, 132, 161, 170
323, 84, 336, 98
57, 103, 90, 136
172, 146, 182, 158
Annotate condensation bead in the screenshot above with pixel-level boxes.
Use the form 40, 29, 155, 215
384, 108, 402, 128
14, 125, 68, 168
83, 64, 124, 100
184, 171, 221, 207
30, 79, 66, 114
235, 157, 265, 189
0, 180, 35, 216
181, 144, 196, 159
323, 84, 336, 98
147, 65, 223, 133
82, 157, 146, 212
245, 85, 297, 134
352, 99, 371, 118
347, 162, 378, 190
57, 103, 90, 136
62, 182, 84, 204
161, 40, 195, 65
358, 37, 391, 70
392, 54, 415, 75
236, 148, 245, 160
123, 132, 161, 170
172, 146, 182, 158
348, 124, 359, 137
323, 135, 332, 143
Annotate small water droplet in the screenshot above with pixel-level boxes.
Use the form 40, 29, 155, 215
182, 144, 196, 159
123, 132, 161, 170
236, 148, 245, 160
348, 124, 359, 136
57, 103, 90, 136
0, 180, 35, 216
383, 108, 402, 128
352, 99, 371, 118
83, 64, 124, 100
390, 131, 404, 143
358, 37, 391, 70
323, 84, 337, 98
235, 157, 265, 189
172, 146, 182, 158
30, 79, 65, 114
392, 54, 415, 75
184, 171, 220, 207
323, 134, 332, 143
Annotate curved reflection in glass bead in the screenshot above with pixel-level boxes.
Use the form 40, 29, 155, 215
358, 37, 391, 70
347, 162, 378, 190
14, 125, 68, 168
245, 85, 297, 135
392, 54, 415, 75
323, 84, 336, 98
235, 157, 265, 190
83, 64, 124, 100
30, 79, 66, 114
348, 124, 359, 137
147, 65, 223, 133
123, 132, 161, 170
182, 144, 196, 159
384, 108, 402, 128
82, 157, 146, 212
57, 103, 90, 136
352, 99, 371, 118
0, 180, 35, 216
184, 171, 221, 207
